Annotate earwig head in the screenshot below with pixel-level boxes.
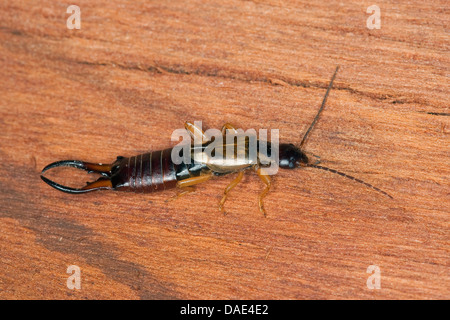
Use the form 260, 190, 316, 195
278, 143, 309, 169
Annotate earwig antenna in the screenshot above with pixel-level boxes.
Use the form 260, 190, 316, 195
297, 67, 392, 199
305, 163, 393, 199
300, 66, 340, 149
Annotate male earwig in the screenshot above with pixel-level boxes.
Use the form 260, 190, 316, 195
41, 66, 392, 216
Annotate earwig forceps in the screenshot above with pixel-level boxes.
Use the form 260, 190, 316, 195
40, 159, 114, 193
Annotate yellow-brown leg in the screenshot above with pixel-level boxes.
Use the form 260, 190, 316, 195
177, 173, 212, 188
221, 123, 238, 135
185, 122, 208, 143
255, 168, 272, 217
166, 174, 212, 202
165, 186, 196, 202
219, 171, 244, 214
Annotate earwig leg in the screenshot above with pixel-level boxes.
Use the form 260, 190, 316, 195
166, 174, 212, 202
165, 186, 196, 202
221, 123, 238, 135
255, 167, 272, 217
176, 173, 212, 188
219, 171, 244, 215
185, 122, 209, 143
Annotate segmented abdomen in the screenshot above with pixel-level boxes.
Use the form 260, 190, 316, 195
112, 148, 178, 192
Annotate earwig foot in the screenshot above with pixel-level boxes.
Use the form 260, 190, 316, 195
218, 203, 227, 215
218, 199, 226, 214
166, 186, 196, 202
255, 167, 271, 218
258, 203, 267, 218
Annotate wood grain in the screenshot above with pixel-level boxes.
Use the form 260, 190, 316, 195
0, 0, 448, 299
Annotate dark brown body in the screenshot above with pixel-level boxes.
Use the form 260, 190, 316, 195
109, 146, 210, 193
111, 149, 178, 192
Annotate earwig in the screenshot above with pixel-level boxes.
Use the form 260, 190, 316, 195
41, 66, 392, 216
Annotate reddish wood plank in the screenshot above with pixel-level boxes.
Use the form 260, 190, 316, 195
0, 0, 448, 299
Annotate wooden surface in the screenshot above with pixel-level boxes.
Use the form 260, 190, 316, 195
0, 0, 448, 300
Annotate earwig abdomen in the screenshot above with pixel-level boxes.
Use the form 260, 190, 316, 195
111, 148, 178, 193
